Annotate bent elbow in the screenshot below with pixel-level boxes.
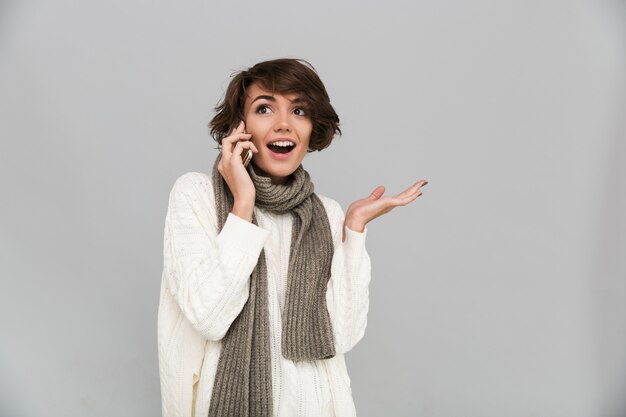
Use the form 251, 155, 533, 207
188, 299, 247, 341
196, 320, 230, 341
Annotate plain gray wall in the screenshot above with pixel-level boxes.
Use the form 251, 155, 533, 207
1, 0, 625, 416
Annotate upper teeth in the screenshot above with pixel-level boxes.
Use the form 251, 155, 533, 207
270, 141, 294, 147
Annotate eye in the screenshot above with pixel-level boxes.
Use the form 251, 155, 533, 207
293, 107, 306, 116
255, 104, 272, 114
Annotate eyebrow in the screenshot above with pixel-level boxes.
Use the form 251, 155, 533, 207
251, 94, 305, 104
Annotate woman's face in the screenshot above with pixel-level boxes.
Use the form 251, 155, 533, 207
242, 82, 312, 185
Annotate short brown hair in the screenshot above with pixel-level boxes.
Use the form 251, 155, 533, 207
209, 58, 341, 151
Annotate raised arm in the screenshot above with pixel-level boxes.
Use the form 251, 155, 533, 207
324, 199, 372, 354
325, 179, 428, 353
162, 173, 269, 341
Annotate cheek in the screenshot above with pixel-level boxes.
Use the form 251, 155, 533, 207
299, 121, 313, 141
301, 135, 311, 151
247, 120, 270, 138
303, 125, 313, 148
245, 126, 264, 147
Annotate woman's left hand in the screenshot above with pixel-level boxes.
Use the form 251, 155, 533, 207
343, 180, 428, 241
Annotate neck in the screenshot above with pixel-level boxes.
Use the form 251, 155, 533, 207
270, 175, 287, 185
251, 163, 289, 185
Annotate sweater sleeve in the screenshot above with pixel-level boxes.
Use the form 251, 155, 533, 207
162, 172, 270, 341
323, 197, 372, 354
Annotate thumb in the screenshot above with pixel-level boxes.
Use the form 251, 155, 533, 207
368, 185, 385, 200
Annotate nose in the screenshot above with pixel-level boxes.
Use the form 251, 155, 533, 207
273, 110, 291, 132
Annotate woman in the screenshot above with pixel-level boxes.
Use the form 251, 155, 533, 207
158, 58, 427, 417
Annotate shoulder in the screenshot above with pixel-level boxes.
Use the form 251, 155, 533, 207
166, 172, 217, 216
171, 171, 212, 191
165, 171, 219, 233
169, 171, 213, 199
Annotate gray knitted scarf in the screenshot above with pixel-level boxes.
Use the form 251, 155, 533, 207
208, 153, 336, 417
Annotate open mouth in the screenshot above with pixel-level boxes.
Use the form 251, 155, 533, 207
267, 140, 295, 154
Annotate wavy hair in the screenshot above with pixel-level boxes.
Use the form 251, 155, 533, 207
209, 58, 341, 151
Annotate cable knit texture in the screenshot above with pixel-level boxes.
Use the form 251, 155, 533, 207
158, 170, 371, 417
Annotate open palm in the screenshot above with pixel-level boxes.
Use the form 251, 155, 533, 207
343, 180, 428, 241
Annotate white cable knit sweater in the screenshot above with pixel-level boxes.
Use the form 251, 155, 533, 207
158, 171, 371, 417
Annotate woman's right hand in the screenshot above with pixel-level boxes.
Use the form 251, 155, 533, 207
217, 120, 259, 222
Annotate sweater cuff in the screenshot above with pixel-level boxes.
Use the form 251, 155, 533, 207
216, 212, 270, 255
343, 225, 367, 257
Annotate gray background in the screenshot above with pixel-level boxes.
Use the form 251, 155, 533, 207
1, 0, 625, 416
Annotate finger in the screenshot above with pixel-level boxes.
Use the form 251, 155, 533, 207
394, 186, 418, 200
394, 191, 423, 206
411, 180, 428, 193
395, 180, 428, 199
223, 120, 248, 155
228, 120, 245, 136
383, 190, 418, 206
246, 141, 259, 154
368, 185, 385, 200
222, 132, 252, 145
226, 120, 246, 140
386, 196, 413, 208
230, 140, 258, 164
394, 187, 416, 199
221, 133, 253, 158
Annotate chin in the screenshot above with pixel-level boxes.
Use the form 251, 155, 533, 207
253, 161, 294, 179
270, 167, 298, 178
